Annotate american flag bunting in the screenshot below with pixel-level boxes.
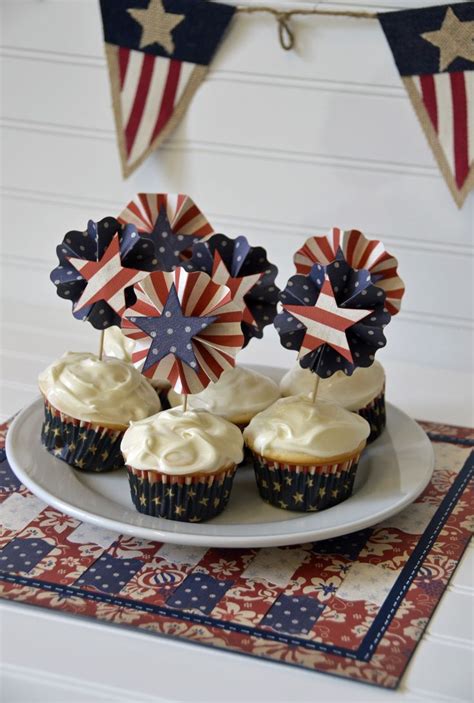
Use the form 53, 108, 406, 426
100, 0, 236, 177
379, 3, 474, 207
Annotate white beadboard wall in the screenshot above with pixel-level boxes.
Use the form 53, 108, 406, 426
1, 0, 473, 421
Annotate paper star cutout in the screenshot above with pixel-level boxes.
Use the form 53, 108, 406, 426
150, 206, 199, 271
421, 7, 474, 71
128, 284, 216, 371
128, 0, 185, 54
211, 250, 262, 325
283, 276, 372, 364
67, 233, 146, 315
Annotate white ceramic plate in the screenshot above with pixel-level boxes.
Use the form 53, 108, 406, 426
6, 367, 434, 548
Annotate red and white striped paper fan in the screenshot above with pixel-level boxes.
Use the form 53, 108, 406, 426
122, 268, 244, 394
293, 227, 405, 316
117, 193, 214, 239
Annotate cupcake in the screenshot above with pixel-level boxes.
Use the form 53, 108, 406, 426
280, 361, 386, 442
121, 408, 244, 522
38, 352, 161, 472
103, 327, 171, 405
167, 366, 280, 429
243, 396, 370, 512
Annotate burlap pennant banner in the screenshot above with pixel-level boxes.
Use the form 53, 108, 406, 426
379, 3, 474, 208
99, 0, 474, 207
100, 0, 235, 178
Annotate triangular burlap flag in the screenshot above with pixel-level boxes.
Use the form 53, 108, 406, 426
100, 0, 236, 178
379, 3, 474, 208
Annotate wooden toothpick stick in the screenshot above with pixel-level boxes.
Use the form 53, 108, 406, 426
311, 375, 320, 404
98, 330, 105, 360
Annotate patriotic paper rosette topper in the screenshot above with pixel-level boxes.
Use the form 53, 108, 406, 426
122, 267, 245, 394
275, 249, 391, 379
50, 217, 158, 330
183, 233, 280, 346
117, 193, 214, 271
294, 227, 405, 316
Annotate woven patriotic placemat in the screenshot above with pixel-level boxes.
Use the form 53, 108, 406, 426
0, 419, 472, 689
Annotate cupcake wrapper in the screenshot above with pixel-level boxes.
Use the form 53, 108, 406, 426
357, 389, 386, 443
41, 398, 125, 472
250, 451, 361, 512
127, 465, 237, 522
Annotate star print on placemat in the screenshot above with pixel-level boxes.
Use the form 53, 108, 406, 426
184, 233, 280, 346
421, 6, 474, 71
128, 284, 216, 371
275, 249, 391, 377
128, 0, 185, 53
51, 217, 158, 329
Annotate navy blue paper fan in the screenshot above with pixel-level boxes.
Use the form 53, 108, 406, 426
183, 233, 280, 347
275, 249, 391, 378
50, 217, 158, 330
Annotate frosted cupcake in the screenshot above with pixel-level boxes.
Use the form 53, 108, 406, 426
103, 327, 171, 404
280, 361, 386, 442
121, 408, 244, 522
167, 366, 280, 429
39, 352, 161, 472
243, 396, 370, 512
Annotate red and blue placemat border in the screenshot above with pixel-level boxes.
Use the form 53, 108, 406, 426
0, 427, 472, 665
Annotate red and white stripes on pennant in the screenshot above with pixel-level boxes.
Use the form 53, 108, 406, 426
122, 268, 244, 394
106, 46, 206, 177
67, 233, 147, 316
412, 71, 474, 194
283, 277, 373, 363
117, 192, 214, 239
294, 228, 405, 316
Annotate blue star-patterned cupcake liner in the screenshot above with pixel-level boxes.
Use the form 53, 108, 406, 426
41, 398, 126, 472
357, 389, 386, 443
127, 465, 237, 522
249, 451, 363, 512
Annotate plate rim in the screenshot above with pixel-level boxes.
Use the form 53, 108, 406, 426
6, 395, 434, 548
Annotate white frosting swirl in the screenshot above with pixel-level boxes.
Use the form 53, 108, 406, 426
103, 328, 170, 392
103, 327, 135, 363
279, 361, 385, 411
167, 366, 280, 423
121, 408, 244, 474
38, 352, 161, 427
243, 396, 369, 461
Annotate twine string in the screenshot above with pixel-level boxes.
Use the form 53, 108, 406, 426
236, 5, 377, 50
277, 12, 294, 50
